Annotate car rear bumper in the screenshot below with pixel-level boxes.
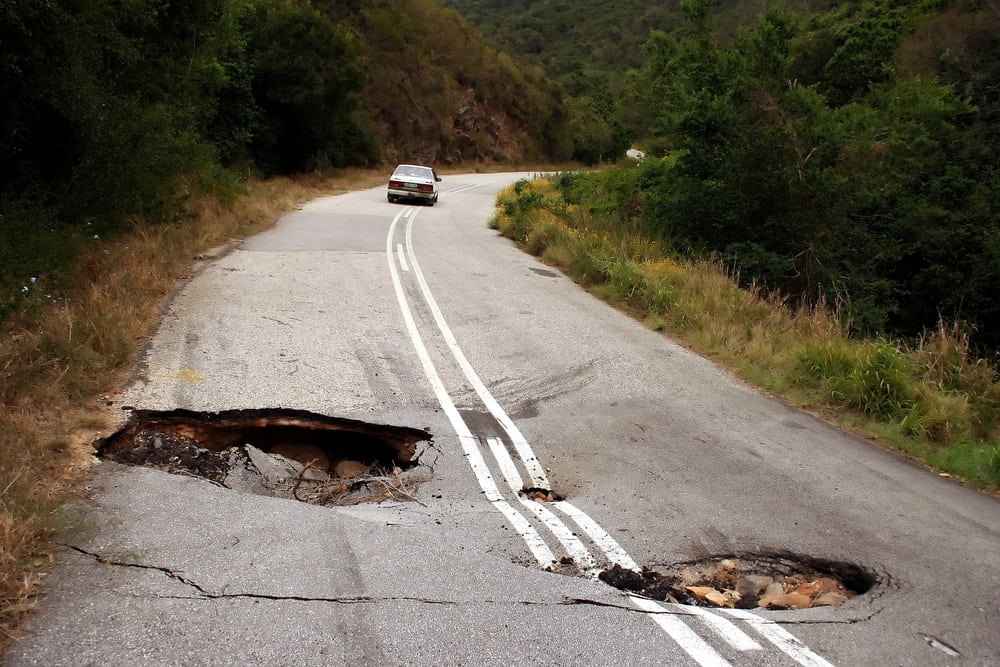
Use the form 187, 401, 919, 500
388, 187, 435, 200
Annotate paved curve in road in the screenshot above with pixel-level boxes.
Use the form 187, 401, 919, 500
9, 173, 999, 666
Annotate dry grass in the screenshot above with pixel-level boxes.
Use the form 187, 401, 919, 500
493, 179, 1000, 491
0, 168, 389, 650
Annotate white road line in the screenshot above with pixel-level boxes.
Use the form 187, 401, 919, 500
721, 609, 835, 667
550, 501, 639, 571
385, 211, 555, 568
486, 437, 596, 570
397, 209, 833, 667
445, 184, 482, 195
683, 605, 763, 652
396, 244, 409, 272
630, 596, 732, 667
403, 216, 550, 488
484, 436, 527, 492
405, 211, 640, 571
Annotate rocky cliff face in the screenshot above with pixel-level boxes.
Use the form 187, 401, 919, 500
372, 85, 532, 165
351, 0, 568, 166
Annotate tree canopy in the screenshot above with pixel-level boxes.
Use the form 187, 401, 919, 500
598, 0, 1000, 350
0, 0, 569, 313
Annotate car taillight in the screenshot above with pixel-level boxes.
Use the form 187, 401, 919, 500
418, 184, 433, 192
389, 180, 404, 188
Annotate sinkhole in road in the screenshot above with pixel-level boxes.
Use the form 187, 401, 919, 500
599, 551, 876, 610
96, 408, 433, 506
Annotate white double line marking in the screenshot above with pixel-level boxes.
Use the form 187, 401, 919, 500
386, 210, 555, 567
722, 610, 834, 667
444, 183, 484, 196
486, 437, 596, 571
401, 213, 640, 573
387, 207, 833, 667
395, 244, 409, 272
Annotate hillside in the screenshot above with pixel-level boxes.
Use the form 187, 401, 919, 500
347, 0, 571, 164
1, 0, 573, 311
440, 0, 842, 85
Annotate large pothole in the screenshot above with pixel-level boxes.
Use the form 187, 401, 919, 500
600, 552, 876, 610
97, 408, 434, 506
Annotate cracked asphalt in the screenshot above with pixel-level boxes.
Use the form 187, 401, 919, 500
7, 173, 1000, 666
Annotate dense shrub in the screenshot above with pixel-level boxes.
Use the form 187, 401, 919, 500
615, 0, 1000, 353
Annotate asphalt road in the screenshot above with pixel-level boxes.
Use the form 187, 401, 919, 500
8, 173, 999, 666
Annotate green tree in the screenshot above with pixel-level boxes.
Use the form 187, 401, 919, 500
606, 0, 1000, 350
247, 0, 375, 173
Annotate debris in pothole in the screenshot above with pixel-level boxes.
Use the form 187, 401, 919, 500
520, 487, 564, 502
107, 430, 229, 483
599, 553, 874, 610
96, 408, 434, 507
226, 445, 427, 505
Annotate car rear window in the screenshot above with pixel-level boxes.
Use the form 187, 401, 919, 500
394, 166, 432, 179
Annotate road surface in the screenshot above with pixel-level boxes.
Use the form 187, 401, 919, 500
8, 173, 999, 666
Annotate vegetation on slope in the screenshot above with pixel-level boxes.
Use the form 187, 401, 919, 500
350, 0, 571, 165
441, 0, 845, 162
617, 0, 1000, 353
1, 0, 571, 316
485, 0, 999, 486
442, 0, 840, 80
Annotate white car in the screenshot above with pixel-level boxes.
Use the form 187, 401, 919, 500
387, 164, 441, 205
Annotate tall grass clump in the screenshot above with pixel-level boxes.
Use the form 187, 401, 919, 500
0, 168, 387, 650
493, 177, 1000, 490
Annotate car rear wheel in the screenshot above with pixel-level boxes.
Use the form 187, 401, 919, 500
387, 194, 395, 203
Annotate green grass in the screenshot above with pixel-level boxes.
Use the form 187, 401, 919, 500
492, 178, 1000, 491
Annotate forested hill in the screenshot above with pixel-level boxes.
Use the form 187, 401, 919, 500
475, 0, 1000, 353
440, 0, 841, 83
346, 0, 569, 165
1, 0, 571, 310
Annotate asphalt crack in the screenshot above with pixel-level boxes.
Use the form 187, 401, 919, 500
66, 545, 455, 605
65, 545, 878, 623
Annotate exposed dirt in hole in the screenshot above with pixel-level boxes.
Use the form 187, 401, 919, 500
600, 552, 875, 610
97, 408, 434, 506
520, 487, 564, 502
109, 430, 229, 483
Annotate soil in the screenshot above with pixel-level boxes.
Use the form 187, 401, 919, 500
520, 487, 564, 502
106, 429, 229, 484
599, 553, 875, 610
